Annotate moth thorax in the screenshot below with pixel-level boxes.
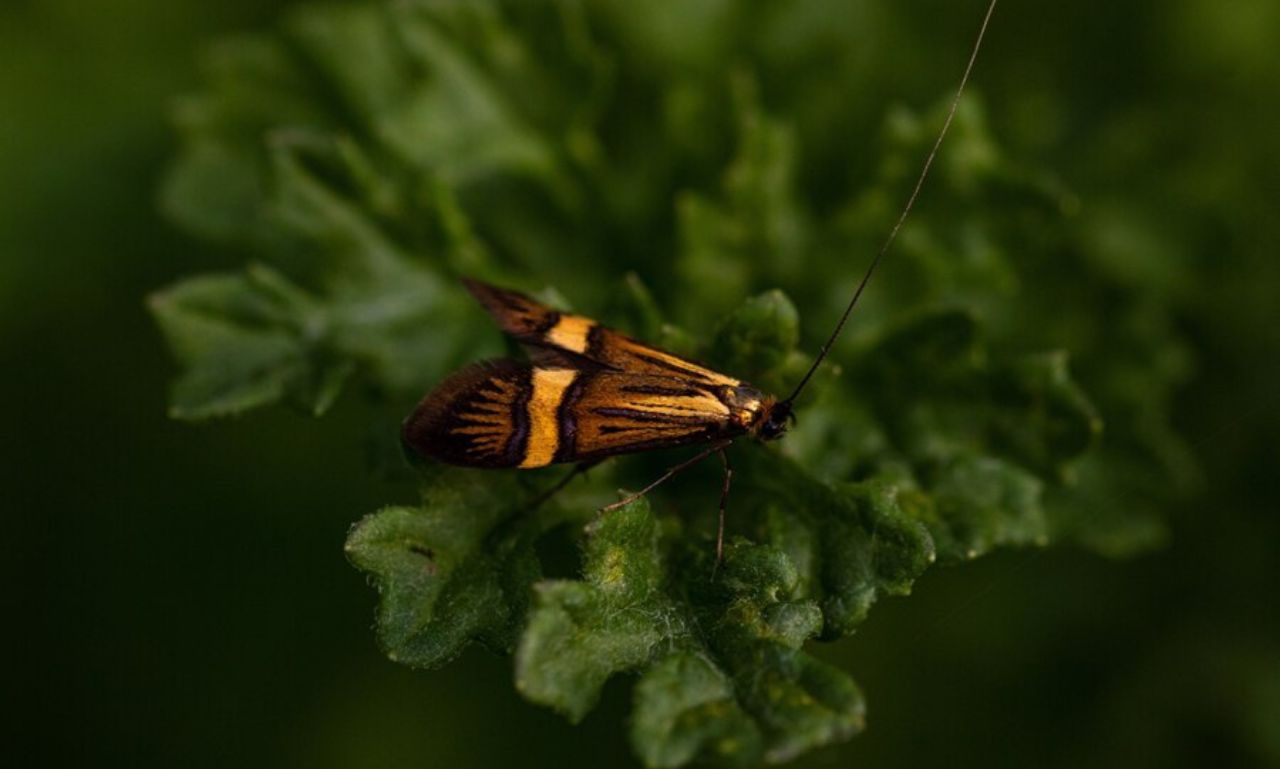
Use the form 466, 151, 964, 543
723, 385, 771, 431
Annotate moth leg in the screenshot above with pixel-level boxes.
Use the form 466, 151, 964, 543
712, 446, 733, 578
600, 440, 732, 514
526, 460, 602, 511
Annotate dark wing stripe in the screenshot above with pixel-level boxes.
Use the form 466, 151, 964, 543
552, 370, 591, 464
628, 351, 718, 381
534, 310, 562, 335
598, 424, 698, 435
592, 406, 712, 425
505, 368, 533, 466
585, 324, 606, 360
617, 383, 711, 397
636, 403, 715, 414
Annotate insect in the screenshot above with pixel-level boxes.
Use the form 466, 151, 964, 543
402, 0, 1000, 563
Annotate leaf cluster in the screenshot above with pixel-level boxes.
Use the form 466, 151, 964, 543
152, 1, 1194, 765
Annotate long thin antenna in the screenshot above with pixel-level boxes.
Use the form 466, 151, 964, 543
784, 0, 999, 405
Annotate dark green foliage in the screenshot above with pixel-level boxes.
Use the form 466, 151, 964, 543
345, 470, 553, 668
149, 264, 355, 418
516, 498, 870, 765
149, 1, 1202, 765
338, 279, 1103, 765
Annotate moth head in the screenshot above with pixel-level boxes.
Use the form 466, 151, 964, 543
756, 399, 795, 441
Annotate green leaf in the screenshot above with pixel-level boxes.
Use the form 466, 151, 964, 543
515, 498, 676, 721
688, 541, 866, 764
631, 653, 761, 768
149, 264, 350, 419
160, 34, 326, 244
988, 351, 1103, 478
849, 308, 1102, 561
928, 453, 1047, 561
154, 131, 487, 417
675, 77, 807, 321
709, 289, 800, 387
742, 452, 937, 637
515, 497, 866, 765
376, 4, 563, 191
345, 471, 550, 667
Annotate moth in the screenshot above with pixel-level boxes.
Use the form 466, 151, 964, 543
402, 278, 792, 512
402, 0, 999, 560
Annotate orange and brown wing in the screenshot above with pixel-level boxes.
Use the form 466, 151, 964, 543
402, 360, 534, 468
402, 361, 746, 469
463, 279, 742, 387
565, 373, 745, 462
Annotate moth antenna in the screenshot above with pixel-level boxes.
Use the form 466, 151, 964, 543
784, 0, 999, 405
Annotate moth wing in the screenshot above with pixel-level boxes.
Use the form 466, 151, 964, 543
403, 357, 749, 469
463, 279, 741, 387
401, 359, 533, 469
586, 330, 742, 387
462, 279, 562, 343
562, 372, 743, 463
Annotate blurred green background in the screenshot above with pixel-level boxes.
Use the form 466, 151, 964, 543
6, 1, 1278, 767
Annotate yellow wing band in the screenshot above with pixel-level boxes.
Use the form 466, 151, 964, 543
519, 368, 579, 467
545, 314, 595, 354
